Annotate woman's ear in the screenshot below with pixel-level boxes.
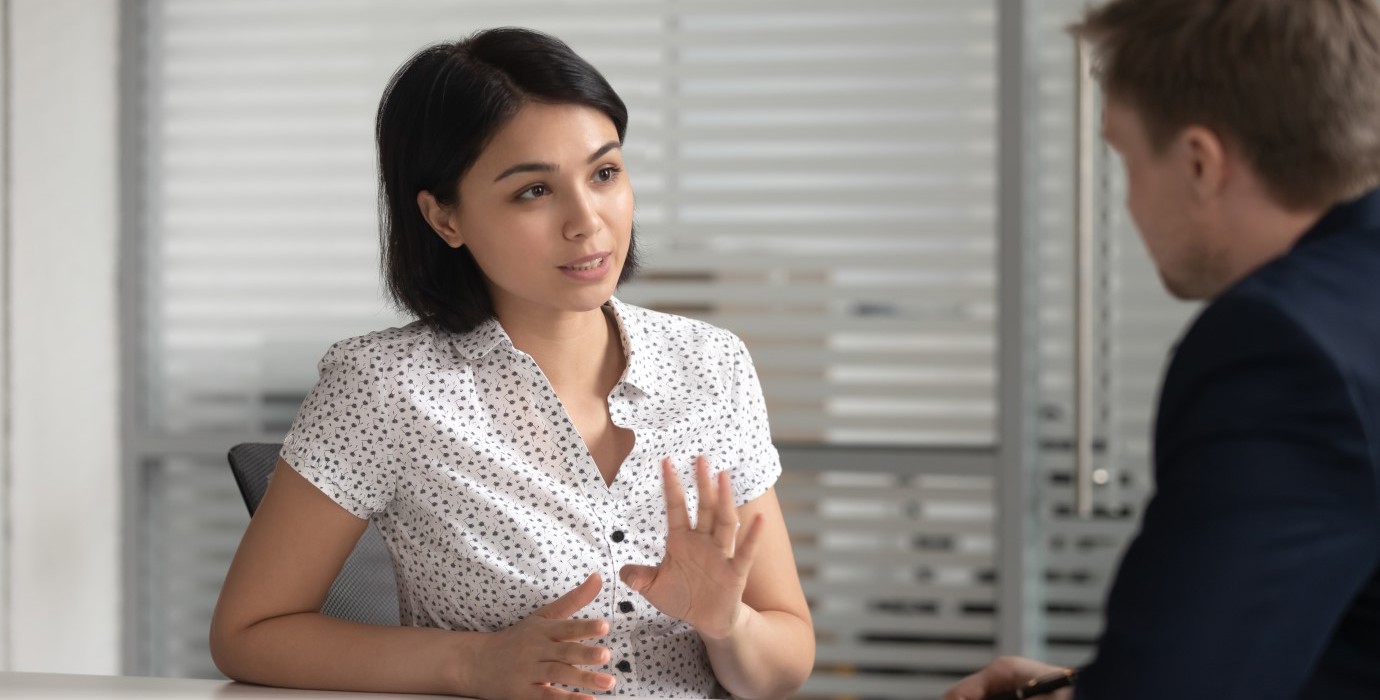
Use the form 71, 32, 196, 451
417, 190, 465, 248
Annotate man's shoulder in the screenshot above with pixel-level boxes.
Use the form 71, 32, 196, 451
1225, 223, 1380, 377
1157, 236, 1380, 465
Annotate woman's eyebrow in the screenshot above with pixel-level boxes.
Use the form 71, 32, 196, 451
586, 141, 621, 163
494, 161, 553, 182
493, 141, 622, 182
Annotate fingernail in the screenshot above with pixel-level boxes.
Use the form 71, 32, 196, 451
600, 675, 616, 689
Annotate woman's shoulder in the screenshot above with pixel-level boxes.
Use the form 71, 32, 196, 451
320, 319, 454, 367
614, 299, 747, 355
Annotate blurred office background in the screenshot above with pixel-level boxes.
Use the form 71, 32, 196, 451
0, 1, 1198, 698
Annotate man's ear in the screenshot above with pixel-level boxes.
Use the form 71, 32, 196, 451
1180, 125, 1227, 202
417, 190, 464, 248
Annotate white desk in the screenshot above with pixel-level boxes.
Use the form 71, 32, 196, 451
0, 672, 457, 698
0, 672, 681, 699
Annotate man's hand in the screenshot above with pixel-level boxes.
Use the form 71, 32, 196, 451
943, 656, 1074, 700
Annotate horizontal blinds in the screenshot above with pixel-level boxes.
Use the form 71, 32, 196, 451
144, 0, 998, 447
137, 1, 1002, 689
784, 469, 998, 698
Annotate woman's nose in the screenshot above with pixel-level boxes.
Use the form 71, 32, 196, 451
562, 188, 603, 240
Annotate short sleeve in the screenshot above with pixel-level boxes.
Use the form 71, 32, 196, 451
280, 338, 397, 518
726, 336, 782, 506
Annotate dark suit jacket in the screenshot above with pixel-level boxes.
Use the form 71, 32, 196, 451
1077, 189, 1380, 699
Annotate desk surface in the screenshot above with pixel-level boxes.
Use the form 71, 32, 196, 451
0, 671, 456, 698
0, 672, 678, 699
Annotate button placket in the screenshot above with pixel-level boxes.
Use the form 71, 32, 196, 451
606, 524, 637, 690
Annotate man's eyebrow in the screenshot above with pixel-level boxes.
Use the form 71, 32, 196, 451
492, 142, 622, 182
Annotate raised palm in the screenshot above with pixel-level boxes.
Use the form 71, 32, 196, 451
618, 456, 765, 640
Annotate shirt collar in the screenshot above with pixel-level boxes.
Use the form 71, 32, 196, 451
446, 296, 658, 398
449, 315, 510, 362
606, 296, 657, 398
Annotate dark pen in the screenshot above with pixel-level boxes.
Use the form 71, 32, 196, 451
981, 667, 1079, 700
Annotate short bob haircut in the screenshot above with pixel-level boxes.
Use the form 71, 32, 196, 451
376, 27, 640, 334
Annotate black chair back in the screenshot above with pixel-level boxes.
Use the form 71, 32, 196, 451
226, 442, 401, 625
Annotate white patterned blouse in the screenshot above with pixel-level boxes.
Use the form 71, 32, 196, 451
280, 297, 782, 698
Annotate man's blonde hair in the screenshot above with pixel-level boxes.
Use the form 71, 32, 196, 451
1072, 0, 1380, 210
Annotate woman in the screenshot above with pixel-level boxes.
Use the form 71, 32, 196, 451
209, 27, 814, 700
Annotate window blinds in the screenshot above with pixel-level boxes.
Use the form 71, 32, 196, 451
132, 1, 1006, 686
141, 0, 999, 448
131, 1, 1194, 694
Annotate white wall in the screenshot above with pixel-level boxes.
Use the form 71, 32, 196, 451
4, 0, 121, 674
0, 0, 8, 668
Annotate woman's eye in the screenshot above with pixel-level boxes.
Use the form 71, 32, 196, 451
517, 184, 548, 200
594, 166, 622, 183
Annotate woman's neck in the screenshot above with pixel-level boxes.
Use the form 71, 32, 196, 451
497, 304, 624, 397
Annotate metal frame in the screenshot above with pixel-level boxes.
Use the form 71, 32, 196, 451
0, 0, 11, 671
994, 0, 1043, 658
1073, 37, 1098, 518
118, 0, 155, 675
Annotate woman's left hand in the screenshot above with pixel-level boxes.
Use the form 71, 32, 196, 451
618, 456, 765, 640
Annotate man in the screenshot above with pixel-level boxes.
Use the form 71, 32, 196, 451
946, 1, 1380, 699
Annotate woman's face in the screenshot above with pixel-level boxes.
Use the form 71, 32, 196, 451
441, 102, 634, 323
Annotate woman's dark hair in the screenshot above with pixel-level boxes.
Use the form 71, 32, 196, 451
376, 27, 640, 334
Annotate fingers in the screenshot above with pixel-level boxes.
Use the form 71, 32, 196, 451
526, 623, 615, 695
674, 455, 738, 550
489, 589, 619, 700
535, 572, 603, 620
549, 640, 611, 667
942, 665, 1003, 700
534, 641, 614, 693
694, 455, 716, 532
661, 458, 690, 531
535, 643, 616, 693
521, 659, 615, 698
619, 563, 658, 593
537, 662, 617, 695
941, 656, 1065, 700
712, 469, 738, 552
544, 617, 610, 642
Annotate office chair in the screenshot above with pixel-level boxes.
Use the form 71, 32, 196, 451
226, 442, 401, 625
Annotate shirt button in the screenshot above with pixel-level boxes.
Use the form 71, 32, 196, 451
616, 660, 632, 673
610, 530, 625, 543
618, 601, 634, 613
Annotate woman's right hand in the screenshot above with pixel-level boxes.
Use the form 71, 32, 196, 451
468, 572, 615, 700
